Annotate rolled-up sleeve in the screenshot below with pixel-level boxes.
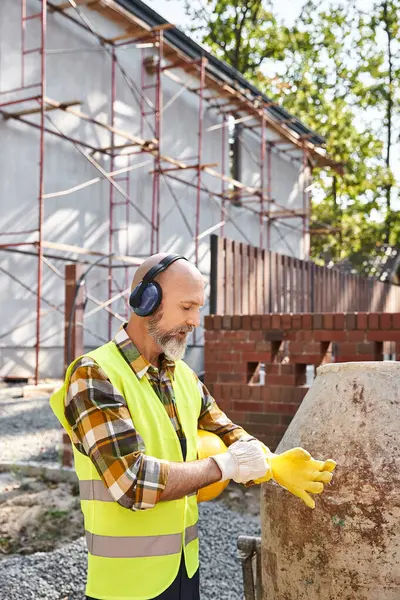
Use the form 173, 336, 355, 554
195, 375, 253, 445
65, 357, 170, 510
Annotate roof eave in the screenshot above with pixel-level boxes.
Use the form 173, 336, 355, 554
114, 0, 341, 167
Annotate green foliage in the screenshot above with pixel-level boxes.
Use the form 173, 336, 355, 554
184, 0, 288, 72
184, 0, 400, 275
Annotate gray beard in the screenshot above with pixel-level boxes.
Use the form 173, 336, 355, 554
148, 312, 193, 361
160, 337, 187, 361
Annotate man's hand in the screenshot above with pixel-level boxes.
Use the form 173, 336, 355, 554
211, 439, 270, 484
255, 447, 336, 509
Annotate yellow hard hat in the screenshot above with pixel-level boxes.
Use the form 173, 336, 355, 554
196, 429, 230, 503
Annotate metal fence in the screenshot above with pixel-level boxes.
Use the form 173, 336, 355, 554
210, 235, 400, 315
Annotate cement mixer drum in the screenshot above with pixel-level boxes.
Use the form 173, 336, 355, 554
261, 361, 400, 600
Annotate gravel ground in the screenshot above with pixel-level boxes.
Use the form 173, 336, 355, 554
0, 501, 260, 600
0, 389, 61, 464
0, 386, 261, 599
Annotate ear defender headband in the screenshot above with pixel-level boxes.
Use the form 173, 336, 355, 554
129, 254, 188, 317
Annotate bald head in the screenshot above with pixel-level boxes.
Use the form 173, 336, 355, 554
131, 253, 169, 290
127, 253, 204, 362
131, 253, 203, 291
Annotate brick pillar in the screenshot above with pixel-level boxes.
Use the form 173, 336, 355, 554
64, 264, 85, 370
62, 264, 85, 467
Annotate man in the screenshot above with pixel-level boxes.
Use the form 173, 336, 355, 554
50, 253, 335, 600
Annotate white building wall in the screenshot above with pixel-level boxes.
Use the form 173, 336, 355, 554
239, 127, 309, 258
0, 0, 309, 378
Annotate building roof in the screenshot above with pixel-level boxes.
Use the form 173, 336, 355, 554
115, 0, 326, 148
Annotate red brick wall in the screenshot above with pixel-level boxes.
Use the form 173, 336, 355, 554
204, 313, 400, 449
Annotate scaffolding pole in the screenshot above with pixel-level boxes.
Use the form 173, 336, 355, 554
155, 31, 163, 253
259, 109, 266, 249
147, 31, 163, 254
31, 1, 46, 384
0, 0, 333, 381
220, 115, 227, 237
266, 141, 272, 251
108, 46, 117, 339
195, 58, 206, 267
303, 146, 310, 259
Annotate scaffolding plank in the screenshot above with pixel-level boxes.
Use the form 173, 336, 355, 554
268, 209, 306, 219
3, 99, 81, 120
203, 166, 260, 195
89, 0, 153, 31
107, 28, 147, 43
109, 23, 173, 43
43, 96, 158, 150
41, 240, 143, 265
154, 162, 218, 174
55, 0, 99, 11
162, 57, 203, 72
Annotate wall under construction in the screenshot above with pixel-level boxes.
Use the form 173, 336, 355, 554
204, 312, 400, 449
0, 0, 330, 379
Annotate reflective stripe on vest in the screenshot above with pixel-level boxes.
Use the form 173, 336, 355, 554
185, 523, 198, 546
79, 480, 197, 503
79, 480, 114, 502
85, 524, 198, 559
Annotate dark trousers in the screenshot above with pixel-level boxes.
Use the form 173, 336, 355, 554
86, 553, 200, 600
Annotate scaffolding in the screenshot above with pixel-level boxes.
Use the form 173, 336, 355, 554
0, 0, 337, 383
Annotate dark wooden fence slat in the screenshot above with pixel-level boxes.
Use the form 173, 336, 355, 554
233, 240, 241, 314
275, 253, 282, 313
264, 250, 271, 313
288, 256, 294, 313
211, 236, 400, 315
225, 238, 233, 314
249, 244, 256, 314
242, 243, 249, 314
270, 252, 277, 312
256, 247, 264, 314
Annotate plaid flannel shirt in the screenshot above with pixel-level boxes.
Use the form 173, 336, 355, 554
65, 325, 250, 511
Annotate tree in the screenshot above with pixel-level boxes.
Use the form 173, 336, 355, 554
183, 0, 400, 276
274, 1, 394, 273
354, 0, 400, 245
184, 0, 288, 73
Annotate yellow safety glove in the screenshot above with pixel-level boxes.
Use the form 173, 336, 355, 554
255, 447, 336, 509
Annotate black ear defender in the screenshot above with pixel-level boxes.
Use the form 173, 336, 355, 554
129, 254, 188, 317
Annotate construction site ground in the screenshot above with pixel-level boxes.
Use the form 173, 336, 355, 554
0, 471, 260, 559
0, 384, 260, 559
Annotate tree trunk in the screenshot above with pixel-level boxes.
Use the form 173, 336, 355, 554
383, 0, 393, 242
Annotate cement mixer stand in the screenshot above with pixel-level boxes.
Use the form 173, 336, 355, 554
238, 535, 262, 600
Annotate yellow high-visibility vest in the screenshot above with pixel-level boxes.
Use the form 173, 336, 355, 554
50, 341, 201, 600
